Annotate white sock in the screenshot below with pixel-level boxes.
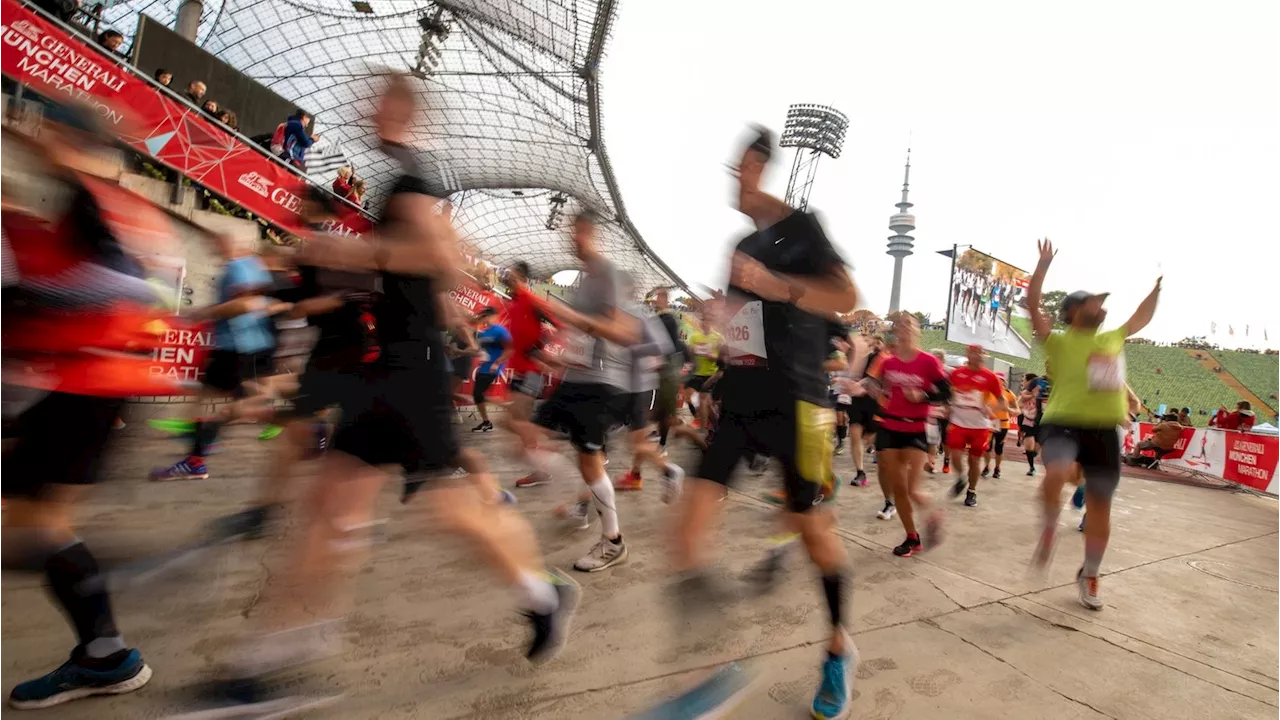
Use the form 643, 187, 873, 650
517, 570, 559, 614
588, 478, 620, 538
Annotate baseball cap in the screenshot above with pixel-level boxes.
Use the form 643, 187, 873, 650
1060, 290, 1110, 321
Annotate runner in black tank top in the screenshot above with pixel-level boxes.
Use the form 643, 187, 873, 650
178, 76, 580, 717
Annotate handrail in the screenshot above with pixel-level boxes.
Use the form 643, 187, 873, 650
9, 0, 376, 226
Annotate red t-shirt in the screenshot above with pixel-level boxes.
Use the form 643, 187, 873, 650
877, 350, 948, 433
949, 365, 1003, 430
506, 287, 555, 373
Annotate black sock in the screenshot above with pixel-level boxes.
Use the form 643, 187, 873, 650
192, 419, 222, 457
659, 424, 670, 447
820, 572, 845, 628
1027, 450, 1037, 470
836, 425, 848, 442
44, 543, 120, 652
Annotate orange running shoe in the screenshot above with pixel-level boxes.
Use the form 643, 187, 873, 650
614, 471, 643, 492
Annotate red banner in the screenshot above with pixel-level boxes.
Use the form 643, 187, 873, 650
1135, 422, 1278, 494
446, 280, 567, 404
147, 319, 213, 385
0, 0, 372, 239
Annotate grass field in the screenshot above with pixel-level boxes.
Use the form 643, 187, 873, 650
1213, 350, 1279, 414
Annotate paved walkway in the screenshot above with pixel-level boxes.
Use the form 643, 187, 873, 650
3, 420, 1277, 718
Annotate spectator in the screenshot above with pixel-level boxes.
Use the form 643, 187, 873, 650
332, 167, 353, 198
155, 68, 173, 87
1210, 401, 1257, 432
349, 179, 366, 207
1177, 407, 1193, 427
281, 108, 319, 170
184, 81, 207, 106
201, 99, 219, 117
96, 30, 126, 57
1127, 413, 1184, 466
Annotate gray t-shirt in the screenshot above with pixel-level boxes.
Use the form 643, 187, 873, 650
628, 309, 673, 393
561, 258, 630, 390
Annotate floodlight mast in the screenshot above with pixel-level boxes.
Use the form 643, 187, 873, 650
778, 104, 849, 211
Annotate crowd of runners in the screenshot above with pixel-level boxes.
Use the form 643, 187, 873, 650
1, 79, 1161, 719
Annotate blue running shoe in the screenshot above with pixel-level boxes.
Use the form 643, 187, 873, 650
630, 663, 754, 719
150, 458, 209, 481
811, 653, 852, 719
1071, 485, 1086, 510
9, 648, 151, 710
497, 489, 518, 506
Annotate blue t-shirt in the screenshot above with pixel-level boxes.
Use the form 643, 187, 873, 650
476, 324, 511, 375
214, 255, 275, 355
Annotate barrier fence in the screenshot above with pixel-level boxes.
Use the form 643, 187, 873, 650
1130, 422, 1278, 495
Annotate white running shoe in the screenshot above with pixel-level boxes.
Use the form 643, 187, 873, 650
662, 463, 685, 505
555, 500, 592, 530
573, 536, 628, 572
1076, 569, 1103, 610
876, 502, 897, 520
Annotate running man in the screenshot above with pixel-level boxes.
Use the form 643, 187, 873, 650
981, 374, 1020, 479
684, 311, 723, 428
652, 287, 689, 455
872, 315, 951, 557
503, 261, 561, 488
1027, 237, 1161, 610
1019, 372, 1049, 475
846, 335, 883, 488
947, 344, 1006, 507
533, 210, 644, 571
470, 306, 510, 433
182, 76, 579, 715
669, 127, 861, 720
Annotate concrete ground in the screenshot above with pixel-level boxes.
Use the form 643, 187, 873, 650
3, 415, 1277, 719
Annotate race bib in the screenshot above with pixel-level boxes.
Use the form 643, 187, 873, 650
1087, 353, 1125, 392
953, 389, 984, 409
694, 342, 710, 356
725, 300, 767, 367
560, 327, 594, 369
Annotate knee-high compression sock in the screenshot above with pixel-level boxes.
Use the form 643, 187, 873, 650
588, 478, 620, 539
45, 543, 126, 660
836, 425, 848, 442
1027, 450, 1037, 471
659, 423, 670, 447
820, 571, 846, 628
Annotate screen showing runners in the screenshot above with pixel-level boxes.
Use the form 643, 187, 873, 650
945, 248, 1032, 359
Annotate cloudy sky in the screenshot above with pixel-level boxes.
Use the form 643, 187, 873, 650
602, 0, 1279, 348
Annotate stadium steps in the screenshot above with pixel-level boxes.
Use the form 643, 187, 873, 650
1189, 350, 1277, 420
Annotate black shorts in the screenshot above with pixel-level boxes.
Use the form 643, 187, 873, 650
293, 367, 365, 418
472, 372, 498, 404
4, 392, 122, 498
686, 374, 713, 393
848, 396, 879, 432
1039, 423, 1122, 498
937, 417, 950, 444
510, 370, 545, 398
875, 428, 929, 453
202, 350, 274, 397
332, 360, 458, 474
534, 381, 623, 453
698, 397, 835, 513
1020, 422, 1039, 440
991, 428, 1009, 455
625, 390, 656, 430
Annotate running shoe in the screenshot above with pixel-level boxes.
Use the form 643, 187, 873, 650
1071, 485, 1086, 510
9, 648, 151, 710
496, 490, 518, 506
169, 675, 342, 719
633, 663, 754, 720
875, 501, 896, 520
555, 500, 592, 530
207, 505, 271, 542
661, 463, 685, 504
257, 424, 284, 441
526, 569, 581, 664
964, 490, 978, 507
150, 458, 209, 481
614, 471, 643, 492
950, 476, 967, 498
980, 466, 990, 478
941, 460, 950, 474
112, 417, 127, 431
925, 464, 936, 475
1026, 467, 1036, 477
834, 440, 845, 456
515, 472, 550, 489
811, 652, 852, 720
923, 510, 945, 552
303, 423, 330, 460
147, 418, 195, 435
892, 535, 922, 558
471, 420, 493, 433
573, 536, 627, 572
992, 468, 1001, 479
850, 470, 868, 487
1076, 568, 1103, 610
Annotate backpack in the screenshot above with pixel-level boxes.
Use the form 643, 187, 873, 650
270, 122, 286, 155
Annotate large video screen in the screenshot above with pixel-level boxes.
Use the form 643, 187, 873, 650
946, 248, 1032, 359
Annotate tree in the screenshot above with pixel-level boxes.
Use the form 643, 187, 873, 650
1038, 290, 1067, 328
910, 311, 932, 328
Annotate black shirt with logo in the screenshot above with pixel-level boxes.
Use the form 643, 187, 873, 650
719, 210, 847, 411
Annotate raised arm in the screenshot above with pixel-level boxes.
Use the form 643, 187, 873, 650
1025, 238, 1056, 342
1122, 276, 1162, 338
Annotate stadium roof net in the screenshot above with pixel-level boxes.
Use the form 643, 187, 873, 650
100, 0, 686, 291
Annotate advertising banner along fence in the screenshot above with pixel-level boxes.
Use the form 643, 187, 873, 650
0, 0, 372, 239
1134, 422, 1279, 495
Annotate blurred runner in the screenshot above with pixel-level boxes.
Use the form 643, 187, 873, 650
1027, 238, 1161, 610
946, 344, 1006, 507
469, 306, 510, 433
684, 311, 723, 429
503, 261, 561, 489
651, 287, 689, 456
668, 127, 861, 720
981, 374, 1019, 479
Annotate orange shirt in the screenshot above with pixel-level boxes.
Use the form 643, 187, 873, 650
988, 389, 1018, 429
949, 365, 1003, 430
